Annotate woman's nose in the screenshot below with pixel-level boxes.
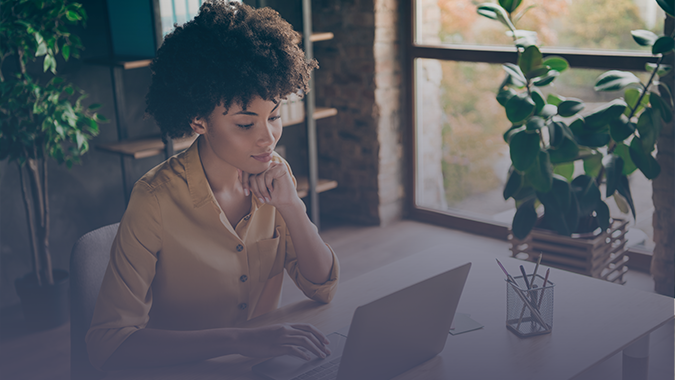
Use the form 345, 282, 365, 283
258, 122, 276, 145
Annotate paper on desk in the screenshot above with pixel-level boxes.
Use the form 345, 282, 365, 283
449, 313, 483, 335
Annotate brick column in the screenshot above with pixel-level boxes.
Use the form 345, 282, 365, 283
313, 0, 403, 225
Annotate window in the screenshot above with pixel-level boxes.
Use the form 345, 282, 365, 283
407, 0, 662, 251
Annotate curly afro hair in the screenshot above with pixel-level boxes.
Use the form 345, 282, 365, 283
146, 0, 317, 138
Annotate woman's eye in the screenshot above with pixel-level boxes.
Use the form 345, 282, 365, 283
237, 124, 254, 129
269, 115, 281, 122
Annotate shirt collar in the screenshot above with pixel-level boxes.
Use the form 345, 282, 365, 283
186, 136, 213, 208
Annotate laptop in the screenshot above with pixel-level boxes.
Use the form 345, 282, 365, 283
252, 262, 472, 380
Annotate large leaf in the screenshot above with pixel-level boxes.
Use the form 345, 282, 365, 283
557, 98, 584, 117
583, 153, 603, 178
613, 142, 637, 175
505, 91, 536, 123
547, 93, 565, 106
652, 36, 675, 55
548, 121, 564, 148
548, 137, 579, 165
646, 63, 672, 78
595, 201, 611, 231
507, 30, 539, 48
531, 89, 545, 115
624, 88, 646, 117
539, 104, 558, 118
594, 71, 641, 92
537, 176, 578, 236
636, 107, 661, 153
497, 88, 517, 106
542, 56, 569, 73
650, 92, 673, 123
503, 63, 527, 87
616, 175, 636, 219
527, 116, 546, 131
584, 99, 627, 130
657, 0, 674, 16
510, 129, 540, 171
571, 126, 611, 148
503, 166, 522, 200
532, 70, 559, 87
658, 83, 673, 110
604, 154, 624, 197
631, 30, 659, 46
609, 115, 635, 142
519, 46, 543, 77
512, 198, 538, 239
629, 137, 661, 179
499, 0, 523, 13
477, 3, 516, 31
571, 175, 601, 217
504, 125, 525, 143
525, 150, 553, 192
553, 162, 575, 181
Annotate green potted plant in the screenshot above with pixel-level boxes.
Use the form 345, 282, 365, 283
0, 0, 107, 329
475, 0, 673, 278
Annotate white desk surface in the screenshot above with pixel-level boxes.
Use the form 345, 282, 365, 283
105, 246, 674, 380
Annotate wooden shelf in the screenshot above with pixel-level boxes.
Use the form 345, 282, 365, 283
284, 107, 338, 127
296, 178, 338, 198
310, 32, 334, 42
97, 134, 197, 159
86, 56, 153, 69
97, 107, 336, 160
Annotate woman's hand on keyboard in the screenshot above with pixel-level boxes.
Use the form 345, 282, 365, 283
235, 323, 332, 361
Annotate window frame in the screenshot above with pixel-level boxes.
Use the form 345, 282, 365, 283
403, 0, 659, 242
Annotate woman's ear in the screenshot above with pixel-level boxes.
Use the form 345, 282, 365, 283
190, 116, 207, 135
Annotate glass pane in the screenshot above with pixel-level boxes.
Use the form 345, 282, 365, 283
416, 0, 665, 52
414, 58, 655, 249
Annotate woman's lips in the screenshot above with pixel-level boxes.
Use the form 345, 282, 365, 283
252, 152, 273, 162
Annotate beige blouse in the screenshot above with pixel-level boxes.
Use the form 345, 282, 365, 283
85, 139, 339, 370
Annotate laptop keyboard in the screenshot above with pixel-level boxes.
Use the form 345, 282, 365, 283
290, 357, 341, 380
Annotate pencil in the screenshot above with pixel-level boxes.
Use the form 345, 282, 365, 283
532, 254, 542, 285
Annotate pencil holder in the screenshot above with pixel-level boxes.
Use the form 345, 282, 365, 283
506, 275, 554, 338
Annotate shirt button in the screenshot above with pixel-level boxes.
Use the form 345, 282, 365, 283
236, 244, 243, 252
244, 215, 250, 221
240, 275, 248, 282
239, 303, 247, 310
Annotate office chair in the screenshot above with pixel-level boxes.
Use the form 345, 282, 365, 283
69, 223, 119, 380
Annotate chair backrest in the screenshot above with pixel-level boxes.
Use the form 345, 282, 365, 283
69, 223, 119, 380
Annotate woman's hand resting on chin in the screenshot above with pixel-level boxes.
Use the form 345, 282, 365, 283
239, 162, 302, 211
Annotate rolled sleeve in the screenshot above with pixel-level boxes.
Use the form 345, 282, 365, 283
85, 182, 161, 370
285, 239, 340, 304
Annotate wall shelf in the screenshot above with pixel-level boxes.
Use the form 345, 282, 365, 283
86, 56, 152, 69
96, 107, 338, 160
296, 177, 338, 199
310, 32, 334, 42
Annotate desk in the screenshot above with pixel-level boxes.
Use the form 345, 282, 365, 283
105, 247, 674, 380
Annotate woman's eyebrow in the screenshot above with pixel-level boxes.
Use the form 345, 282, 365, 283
233, 102, 281, 116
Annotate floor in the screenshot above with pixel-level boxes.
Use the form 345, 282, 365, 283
0, 219, 672, 380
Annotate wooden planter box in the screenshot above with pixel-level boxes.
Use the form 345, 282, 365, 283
508, 219, 629, 284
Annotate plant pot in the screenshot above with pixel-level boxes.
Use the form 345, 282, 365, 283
14, 269, 70, 330
509, 219, 629, 284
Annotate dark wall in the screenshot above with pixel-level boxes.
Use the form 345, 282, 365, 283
0, 0, 164, 308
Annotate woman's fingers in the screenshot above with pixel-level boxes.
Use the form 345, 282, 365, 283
284, 335, 327, 359
248, 175, 262, 202
238, 169, 251, 196
291, 323, 331, 345
286, 346, 312, 361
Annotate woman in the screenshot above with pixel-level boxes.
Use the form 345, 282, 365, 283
86, 1, 338, 370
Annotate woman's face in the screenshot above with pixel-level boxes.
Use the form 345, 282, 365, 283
192, 96, 283, 174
